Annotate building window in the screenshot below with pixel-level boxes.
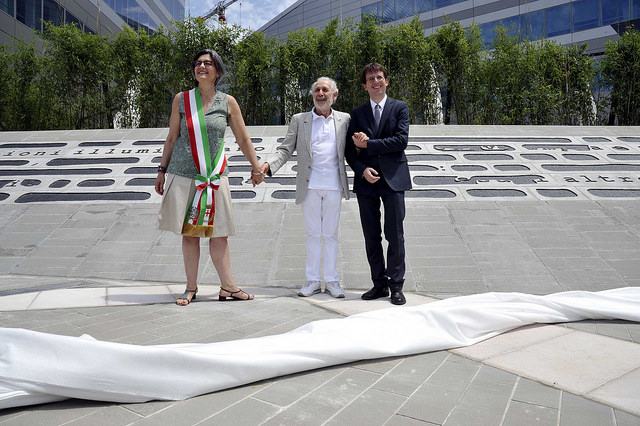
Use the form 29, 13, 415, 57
172, 0, 184, 20
17, 0, 41, 29
159, 0, 182, 20
65, 9, 82, 29
115, 0, 126, 16
383, 0, 395, 22
414, 0, 433, 14
362, 2, 382, 22
125, 1, 156, 32
1, 0, 14, 17
126, 0, 138, 28
572, 0, 599, 31
42, 0, 61, 26
546, 3, 570, 37
478, 21, 496, 46
479, 16, 520, 46
363, 0, 440, 23
520, 10, 545, 40
138, 9, 149, 31
102, 0, 157, 31
396, 0, 412, 20
633, 0, 640, 18
147, 13, 157, 30
501, 16, 520, 37
602, 0, 631, 25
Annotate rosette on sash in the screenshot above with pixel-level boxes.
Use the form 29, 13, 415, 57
181, 88, 226, 238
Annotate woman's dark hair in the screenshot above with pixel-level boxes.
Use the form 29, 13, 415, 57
192, 49, 226, 86
360, 62, 388, 85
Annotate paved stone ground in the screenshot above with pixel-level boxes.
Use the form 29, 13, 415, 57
1, 199, 639, 298
0, 126, 639, 425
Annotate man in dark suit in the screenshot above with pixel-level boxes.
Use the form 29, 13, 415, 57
345, 63, 411, 305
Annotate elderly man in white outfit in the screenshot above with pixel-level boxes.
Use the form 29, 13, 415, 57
261, 77, 351, 298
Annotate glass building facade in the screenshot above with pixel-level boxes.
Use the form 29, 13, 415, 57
260, 0, 640, 55
1, 0, 183, 46
363, 0, 640, 45
10, 0, 94, 32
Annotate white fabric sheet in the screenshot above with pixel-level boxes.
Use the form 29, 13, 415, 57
1, 288, 639, 410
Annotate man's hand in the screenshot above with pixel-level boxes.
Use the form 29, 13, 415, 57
353, 132, 369, 149
363, 167, 380, 184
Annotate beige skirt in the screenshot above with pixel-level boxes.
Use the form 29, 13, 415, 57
157, 173, 235, 238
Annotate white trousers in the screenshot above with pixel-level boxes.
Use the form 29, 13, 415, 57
301, 189, 342, 282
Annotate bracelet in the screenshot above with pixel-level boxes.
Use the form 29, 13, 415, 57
252, 171, 263, 176
157, 165, 167, 173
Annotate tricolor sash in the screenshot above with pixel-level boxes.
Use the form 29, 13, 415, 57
181, 88, 226, 238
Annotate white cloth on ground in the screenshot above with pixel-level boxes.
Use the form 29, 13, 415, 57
1, 288, 639, 410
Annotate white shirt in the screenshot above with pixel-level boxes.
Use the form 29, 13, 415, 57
309, 109, 341, 191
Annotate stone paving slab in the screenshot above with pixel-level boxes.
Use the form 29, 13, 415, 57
28, 287, 107, 310
451, 324, 574, 361
485, 331, 640, 397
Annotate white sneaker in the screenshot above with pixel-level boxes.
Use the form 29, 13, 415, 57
298, 280, 321, 297
324, 281, 345, 298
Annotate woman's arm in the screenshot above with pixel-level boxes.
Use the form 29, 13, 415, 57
227, 95, 263, 186
155, 93, 181, 195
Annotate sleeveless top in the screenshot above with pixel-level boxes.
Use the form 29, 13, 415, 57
167, 90, 229, 178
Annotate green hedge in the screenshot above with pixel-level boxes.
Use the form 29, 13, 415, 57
1, 18, 638, 130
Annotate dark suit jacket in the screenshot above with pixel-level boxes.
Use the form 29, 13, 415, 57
345, 97, 411, 193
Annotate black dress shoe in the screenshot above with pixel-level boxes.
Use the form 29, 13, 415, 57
361, 287, 389, 300
390, 290, 406, 305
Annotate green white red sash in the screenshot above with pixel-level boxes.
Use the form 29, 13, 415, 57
183, 88, 226, 236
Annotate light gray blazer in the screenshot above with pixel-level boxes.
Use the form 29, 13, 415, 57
267, 109, 351, 204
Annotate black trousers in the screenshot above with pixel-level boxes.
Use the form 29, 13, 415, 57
356, 188, 406, 291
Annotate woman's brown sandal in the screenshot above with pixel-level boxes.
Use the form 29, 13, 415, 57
176, 287, 198, 305
219, 287, 254, 301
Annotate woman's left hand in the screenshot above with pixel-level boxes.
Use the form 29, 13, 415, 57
155, 173, 165, 195
250, 170, 264, 187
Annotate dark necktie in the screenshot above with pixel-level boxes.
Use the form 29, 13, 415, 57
374, 103, 381, 132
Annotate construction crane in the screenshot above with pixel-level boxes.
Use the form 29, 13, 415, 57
201, 0, 240, 22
